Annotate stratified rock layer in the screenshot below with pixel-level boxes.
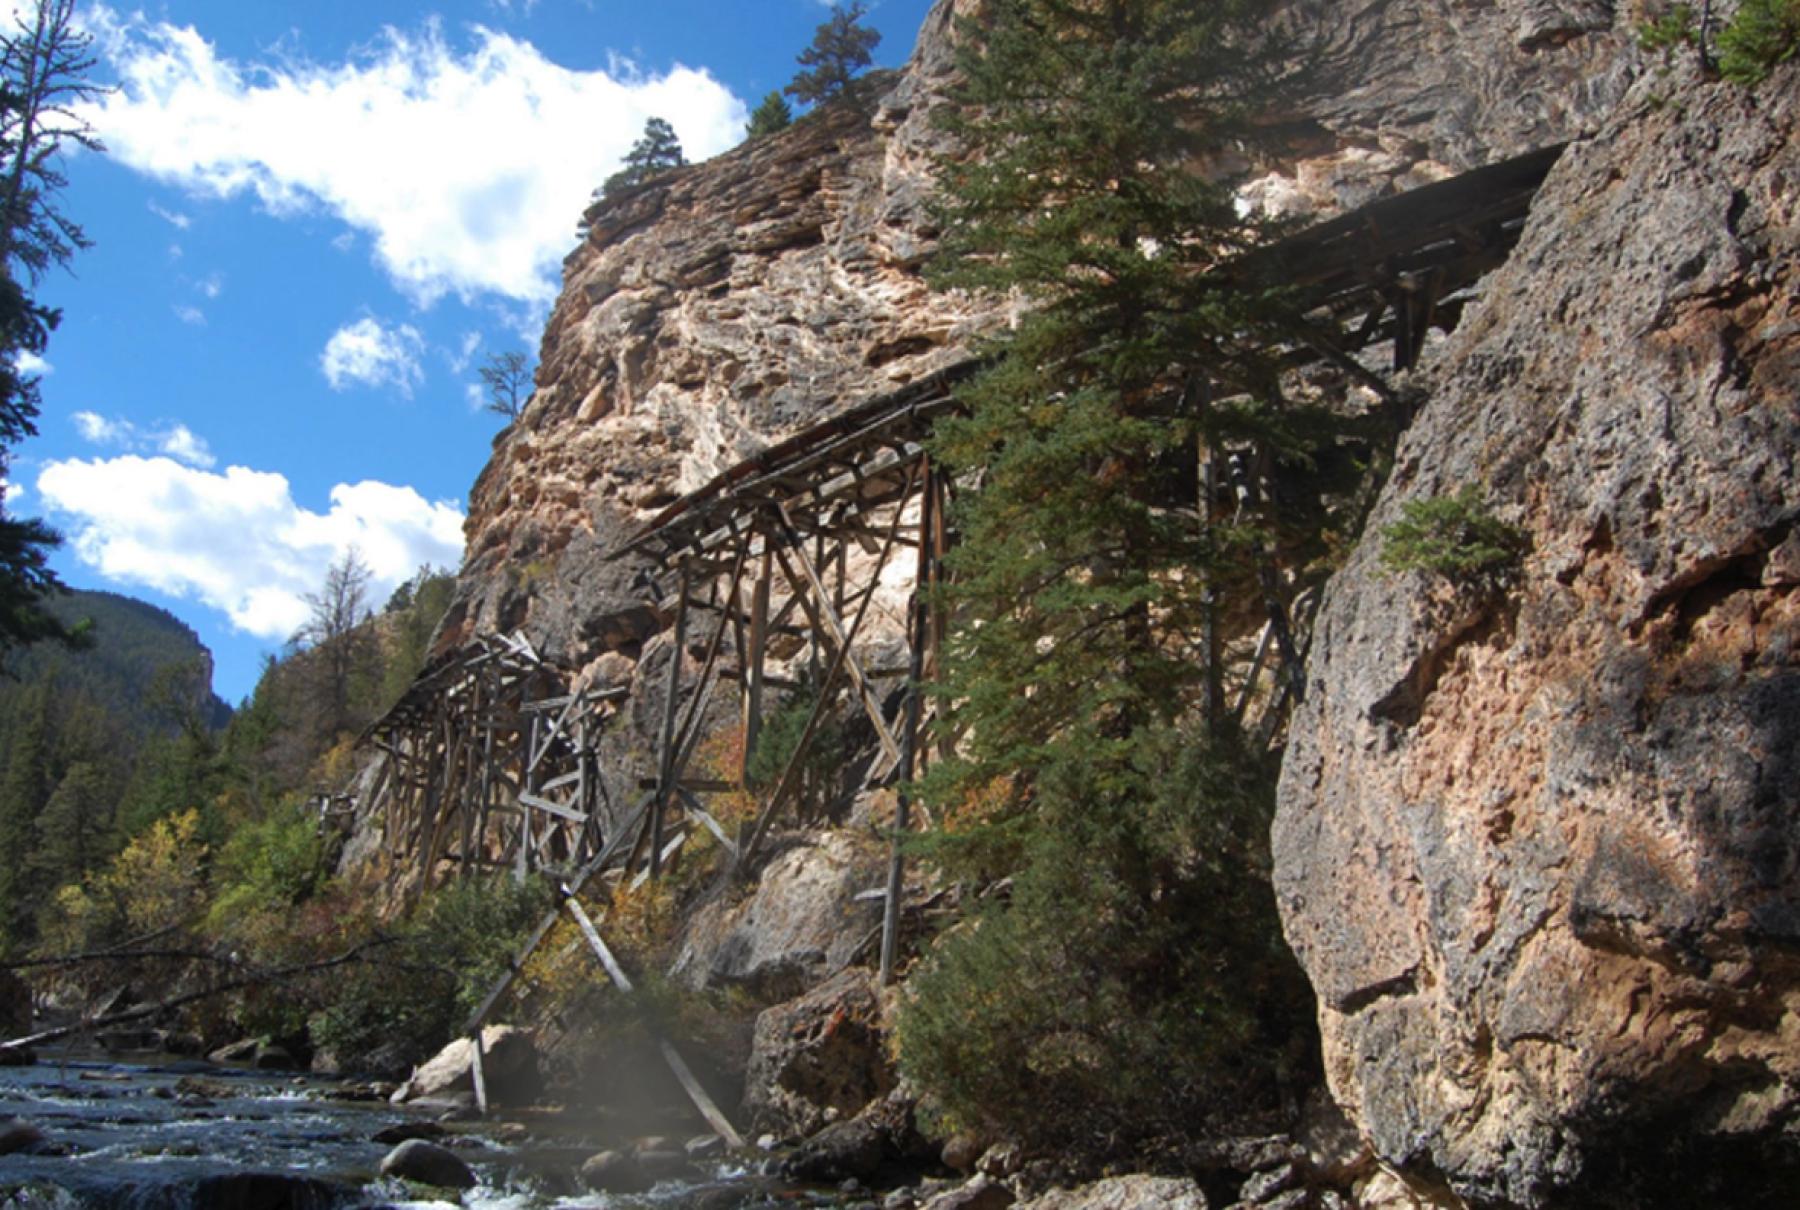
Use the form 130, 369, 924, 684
1273, 63, 1800, 1208
443, 0, 1637, 680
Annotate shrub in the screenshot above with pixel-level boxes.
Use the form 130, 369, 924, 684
1719, 0, 1800, 83
1379, 485, 1526, 586
895, 729, 1317, 1161
308, 874, 551, 1072
206, 803, 325, 944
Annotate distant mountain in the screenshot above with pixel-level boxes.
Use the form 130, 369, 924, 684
0, 589, 232, 737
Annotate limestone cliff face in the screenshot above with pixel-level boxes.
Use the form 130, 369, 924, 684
1272, 62, 1800, 1208
440, 0, 1637, 682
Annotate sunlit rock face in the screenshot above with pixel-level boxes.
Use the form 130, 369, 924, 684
1273, 62, 1800, 1208
442, 0, 1636, 680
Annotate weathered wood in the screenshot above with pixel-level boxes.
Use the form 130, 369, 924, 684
742, 547, 771, 786
471, 1028, 490, 1116
560, 891, 745, 1149
519, 792, 589, 825
771, 513, 902, 764
881, 459, 934, 986
651, 562, 692, 880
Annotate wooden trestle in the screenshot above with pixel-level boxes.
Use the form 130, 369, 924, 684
353, 145, 1568, 1024
361, 630, 629, 900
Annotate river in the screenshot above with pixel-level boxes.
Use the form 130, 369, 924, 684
0, 1051, 791, 1209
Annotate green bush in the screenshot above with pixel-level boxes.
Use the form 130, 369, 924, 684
745, 689, 846, 815
1719, 0, 1800, 83
206, 803, 325, 941
1379, 485, 1526, 586
895, 729, 1316, 1161
309, 874, 552, 1072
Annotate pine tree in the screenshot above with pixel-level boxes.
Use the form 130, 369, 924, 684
0, 676, 52, 948
32, 760, 111, 899
896, 0, 1320, 1154
746, 90, 792, 139
784, 2, 880, 108
600, 117, 687, 198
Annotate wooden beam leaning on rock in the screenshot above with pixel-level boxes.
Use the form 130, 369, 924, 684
560, 889, 744, 1149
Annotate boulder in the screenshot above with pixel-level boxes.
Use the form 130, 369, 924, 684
743, 967, 894, 1137
1273, 59, 1800, 1210
0, 1120, 47, 1155
920, 1176, 1014, 1210
371, 1121, 448, 1145
672, 832, 886, 998
379, 1138, 477, 1190
1015, 1177, 1209, 1210
188, 1173, 349, 1210
207, 1037, 259, 1065
782, 1089, 934, 1185
580, 1149, 651, 1193
390, 1024, 540, 1107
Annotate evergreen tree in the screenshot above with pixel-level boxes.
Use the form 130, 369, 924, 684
785, 2, 880, 108
0, 675, 51, 947
746, 90, 793, 139
897, 0, 1320, 1155
600, 117, 686, 198
0, 1, 103, 661
31, 760, 111, 900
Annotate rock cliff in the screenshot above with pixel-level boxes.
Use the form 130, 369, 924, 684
439, 0, 1638, 683
1273, 59, 1800, 1208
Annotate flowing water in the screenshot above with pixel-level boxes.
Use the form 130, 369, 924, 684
0, 1051, 788, 1210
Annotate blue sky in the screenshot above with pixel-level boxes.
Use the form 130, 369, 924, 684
13, 0, 937, 703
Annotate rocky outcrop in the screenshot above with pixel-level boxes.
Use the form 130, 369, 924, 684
742, 966, 894, 1137
1273, 61, 1800, 1209
671, 831, 886, 996
441, 0, 1638, 683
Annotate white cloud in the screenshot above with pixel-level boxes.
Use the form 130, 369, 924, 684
72, 410, 124, 443
81, 7, 747, 304
148, 200, 191, 229
196, 271, 224, 299
36, 455, 465, 639
174, 303, 206, 325
322, 316, 425, 396
70, 411, 218, 469
3, 479, 24, 506
158, 424, 216, 468
15, 350, 51, 376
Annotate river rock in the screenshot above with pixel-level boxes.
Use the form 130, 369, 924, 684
189, 1172, 349, 1209
580, 1148, 651, 1193
781, 1088, 932, 1185
0, 1120, 47, 1155
390, 1024, 540, 1107
919, 1176, 1014, 1210
1272, 57, 1800, 1210
0, 1045, 34, 1067
1015, 1176, 1209, 1210
379, 1138, 478, 1190
742, 966, 893, 1137
371, 1120, 448, 1145
207, 1037, 259, 1065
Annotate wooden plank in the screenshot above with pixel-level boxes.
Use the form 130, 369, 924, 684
651, 561, 692, 880
881, 457, 934, 986
471, 1029, 490, 1116
676, 787, 738, 857
658, 1039, 745, 1150
770, 525, 902, 764
519, 792, 590, 825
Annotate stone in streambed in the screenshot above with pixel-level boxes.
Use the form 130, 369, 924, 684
580, 1149, 650, 1194
379, 1138, 477, 1190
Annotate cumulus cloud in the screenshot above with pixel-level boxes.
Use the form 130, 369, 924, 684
321, 317, 425, 396
71, 410, 217, 468
36, 455, 465, 639
16, 350, 52, 376
80, 7, 747, 304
